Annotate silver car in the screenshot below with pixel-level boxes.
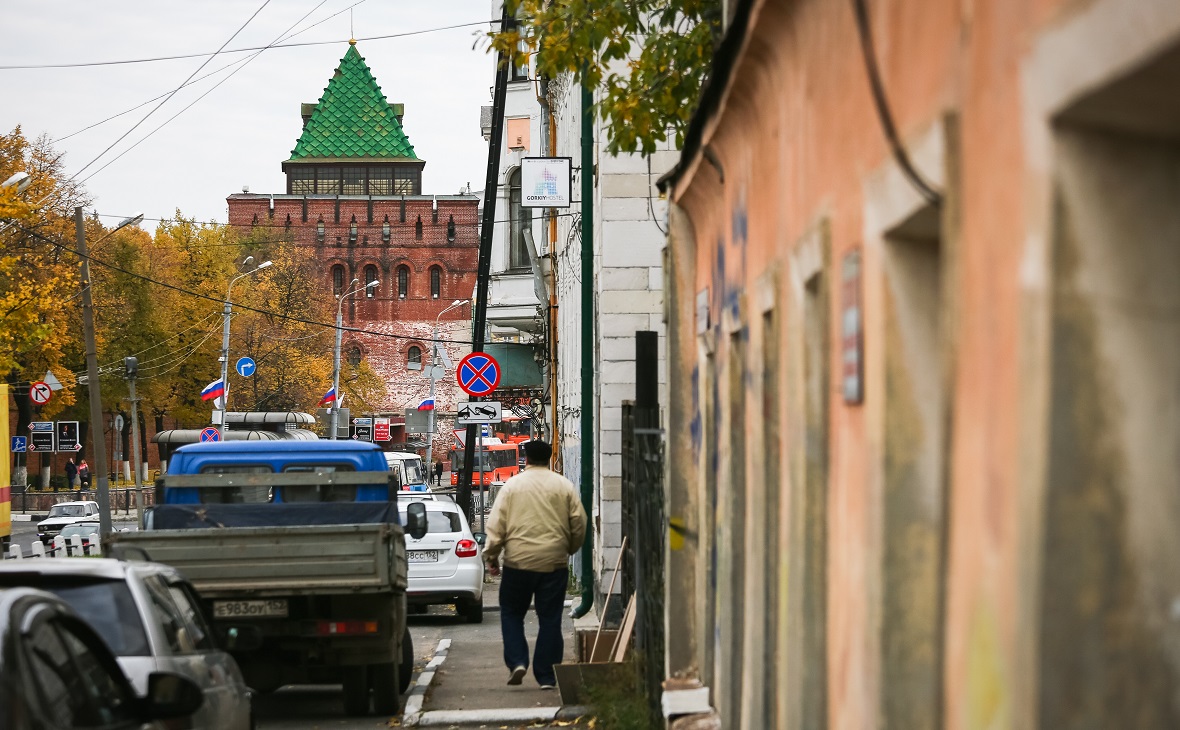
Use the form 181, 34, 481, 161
398, 497, 485, 622
0, 559, 253, 729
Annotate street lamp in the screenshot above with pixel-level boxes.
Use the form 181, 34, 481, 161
77, 208, 144, 538
331, 278, 379, 439
218, 259, 272, 428
425, 299, 470, 468
2, 171, 31, 194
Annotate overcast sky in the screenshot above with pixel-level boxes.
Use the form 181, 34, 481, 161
1, 0, 494, 229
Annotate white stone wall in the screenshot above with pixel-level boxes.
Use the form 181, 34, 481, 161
550, 71, 671, 601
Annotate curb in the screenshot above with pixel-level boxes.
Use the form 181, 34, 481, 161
12, 515, 32, 522
402, 638, 451, 724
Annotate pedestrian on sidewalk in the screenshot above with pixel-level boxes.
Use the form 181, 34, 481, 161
433, 460, 444, 486
78, 459, 91, 490
484, 439, 586, 690
65, 458, 78, 489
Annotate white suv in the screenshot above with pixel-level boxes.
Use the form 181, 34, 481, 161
398, 498, 485, 622
36, 500, 100, 545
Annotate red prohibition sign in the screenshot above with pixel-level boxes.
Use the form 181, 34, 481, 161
457, 352, 501, 397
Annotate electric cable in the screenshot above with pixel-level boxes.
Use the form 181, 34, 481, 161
851, 0, 941, 206
0, 22, 492, 71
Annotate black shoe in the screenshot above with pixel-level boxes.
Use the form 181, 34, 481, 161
508, 666, 526, 685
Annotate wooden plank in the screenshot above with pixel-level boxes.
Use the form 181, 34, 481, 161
610, 595, 637, 662
591, 536, 627, 663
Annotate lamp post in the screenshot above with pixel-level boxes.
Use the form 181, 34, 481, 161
218, 259, 272, 429
426, 299, 469, 468
331, 279, 378, 439
77, 207, 144, 537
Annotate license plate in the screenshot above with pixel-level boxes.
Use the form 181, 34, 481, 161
407, 550, 438, 563
213, 599, 289, 619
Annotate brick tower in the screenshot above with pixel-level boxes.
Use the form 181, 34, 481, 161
227, 41, 478, 455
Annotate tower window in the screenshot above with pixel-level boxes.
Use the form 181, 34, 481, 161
430, 266, 441, 299
316, 166, 341, 194
290, 168, 314, 194
397, 265, 410, 299
332, 265, 344, 294
342, 168, 364, 195
508, 169, 530, 269
407, 346, 422, 370
364, 265, 379, 296
347, 346, 362, 368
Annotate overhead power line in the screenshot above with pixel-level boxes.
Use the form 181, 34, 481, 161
0, 21, 491, 71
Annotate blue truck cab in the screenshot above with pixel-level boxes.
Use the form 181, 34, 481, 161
159, 440, 399, 507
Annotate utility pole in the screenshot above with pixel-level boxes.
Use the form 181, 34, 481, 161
460, 6, 512, 523
77, 207, 113, 538
219, 258, 272, 431
124, 357, 145, 529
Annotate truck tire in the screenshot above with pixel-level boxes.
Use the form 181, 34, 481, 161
460, 596, 484, 624
370, 663, 401, 715
398, 629, 414, 694
342, 666, 370, 716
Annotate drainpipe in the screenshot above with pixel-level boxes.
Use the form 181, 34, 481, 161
572, 74, 595, 619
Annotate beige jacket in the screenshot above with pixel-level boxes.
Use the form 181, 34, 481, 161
484, 466, 587, 572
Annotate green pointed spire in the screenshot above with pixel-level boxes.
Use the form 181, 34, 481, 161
289, 44, 418, 161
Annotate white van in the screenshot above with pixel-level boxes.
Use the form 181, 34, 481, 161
385, 452, 428, 492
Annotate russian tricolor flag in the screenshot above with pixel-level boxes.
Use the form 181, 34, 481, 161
200, 379, 225, 402
417, 398, 435, 411
318, 388, 337, 407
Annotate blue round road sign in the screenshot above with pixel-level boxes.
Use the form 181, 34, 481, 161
457, 352, 501, 397
235, 357, 256, 377
199, 426, 221, 443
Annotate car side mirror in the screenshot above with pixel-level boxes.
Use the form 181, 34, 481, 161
472, 532, 487, 546
142, 672, 204, 720
405, 501, 428, 540
218, 625, 263, 652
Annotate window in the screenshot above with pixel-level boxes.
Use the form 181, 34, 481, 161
316, 166, 341, 194
347, 346, 362, 368
332, 265, 344, 294
508, 169, 530, 268
396, 509, 462, 533
24, 617, 133, 727
197, 464, 273, 503
280, 464, 357, 502
394, 167, 419, 195
290, 168, 314, 194
364, 265, 379, 296
430, 266, 441, 298
510, 37, 529, 81
414, 216, 423, 239
408, 346, 422, 369
397, 265, 409, 298
342, 167, 364, 195
369, 167, 393, 195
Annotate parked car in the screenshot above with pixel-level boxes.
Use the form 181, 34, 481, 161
57, 522, 101, 551
36, 501, 100, 545
398, 499, 485, 622
0, 585, 205, 729
0, 559, 253, 729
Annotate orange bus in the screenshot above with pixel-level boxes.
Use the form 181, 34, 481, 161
449, 436, 521, 486
494, 414, 534, 444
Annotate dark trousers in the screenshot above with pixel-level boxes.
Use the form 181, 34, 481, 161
499, 566, 567, 685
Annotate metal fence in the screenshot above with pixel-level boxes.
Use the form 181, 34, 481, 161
621, 399, 666, 721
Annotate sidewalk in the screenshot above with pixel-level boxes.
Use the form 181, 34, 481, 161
403, 576, 598, 728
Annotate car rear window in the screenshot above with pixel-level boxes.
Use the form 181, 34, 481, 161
0, 577, 150, 656
197, 464, 273, 503
398, 510, 461, 533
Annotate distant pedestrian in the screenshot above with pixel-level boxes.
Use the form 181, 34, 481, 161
484, 440, 586, 689
65, 458, 78, 488
77, 459, 91, 490
433, 460, 444, 486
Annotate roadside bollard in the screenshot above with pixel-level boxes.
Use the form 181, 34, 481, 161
69, 535, 83, 557
88, 532, 101, 555
52, 536, 65, 557
31, 542, 46, 558
7, 544, 21, 560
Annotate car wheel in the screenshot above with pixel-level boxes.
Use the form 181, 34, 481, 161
460, 596, 484, 624
398, 629, 414, 694
370, 662, 401, 715
342, 666, 370, 716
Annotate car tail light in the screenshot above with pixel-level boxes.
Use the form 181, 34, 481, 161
316, 621, 379, 636
455, 539, 478, 558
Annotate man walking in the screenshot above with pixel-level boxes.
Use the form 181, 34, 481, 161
433, 460, 444, 486
484, 439, 586, 689
65, 458, 78, 489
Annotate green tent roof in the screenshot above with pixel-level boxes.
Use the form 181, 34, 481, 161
289, 44, 418, 161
